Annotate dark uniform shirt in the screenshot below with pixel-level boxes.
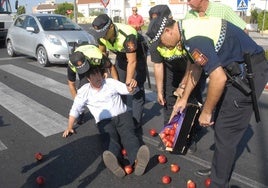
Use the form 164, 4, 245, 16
182, 18, 263, 74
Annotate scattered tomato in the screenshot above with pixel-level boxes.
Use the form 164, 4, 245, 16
170, 163, 180, 173
121, 148, 127, 157
124, 165, 133, 175
162, 175, 171, 184
36, 176, 45, 185
204, 177, 211, 187
149, 128, 157, 136
187, 180, 196, 188
34, 152, 43, 161
158, 154, 167, 164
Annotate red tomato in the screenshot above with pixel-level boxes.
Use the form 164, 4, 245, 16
162, 175, 171, 184
124, 165, 133, 175
170, 163, 180, 173
158, 154, 167, 164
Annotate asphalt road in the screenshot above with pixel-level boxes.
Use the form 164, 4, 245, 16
0, 44, 268, 188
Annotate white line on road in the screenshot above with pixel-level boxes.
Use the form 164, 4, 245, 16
0, 141, 7, 151
0, 82, 67, 137
0, 64, 72, 100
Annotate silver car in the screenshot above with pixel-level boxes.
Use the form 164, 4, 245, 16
6, 13, 96, 67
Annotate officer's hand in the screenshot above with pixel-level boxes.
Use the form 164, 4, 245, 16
62, 128, 75, 138
199, 111, 214, 127
126, 79, 137, 88
173, 98, 187, 113
157, 93, 166, 106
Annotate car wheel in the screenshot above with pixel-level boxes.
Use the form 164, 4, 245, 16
6, 40, 17, 57
37, 46, 50, 67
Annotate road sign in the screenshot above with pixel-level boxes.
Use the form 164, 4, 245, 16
237, 0, 248, 11
100, 0, 110, 8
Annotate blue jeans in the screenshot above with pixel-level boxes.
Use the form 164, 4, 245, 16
97, 111, 140, 165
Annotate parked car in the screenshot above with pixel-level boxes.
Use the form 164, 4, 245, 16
6, 13, 96, 67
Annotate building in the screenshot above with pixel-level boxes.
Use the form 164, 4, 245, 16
33, 0, 58, 14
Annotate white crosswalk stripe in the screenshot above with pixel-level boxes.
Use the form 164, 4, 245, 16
0, 64, 72, 100
0, 64, 157, 149
0, 140, 7, 151
0, 82, 68, 137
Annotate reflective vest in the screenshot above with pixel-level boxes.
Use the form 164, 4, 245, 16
68, 45, 103, 73
182, 17, 227, 52
99, 23, 137, 53
157, 45, 187, 61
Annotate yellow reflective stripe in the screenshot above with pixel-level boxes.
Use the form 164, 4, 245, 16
157, 46, 187, 58
182, 17, 222, 46
75, 45, 102, 59
68, 61, 77, 73
100, 23, 137, 52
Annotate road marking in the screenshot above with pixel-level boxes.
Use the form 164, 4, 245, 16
0, 56, 31, 61
0, 82, 67, 137
0, 64, 72, 100
0, 141, 7, 151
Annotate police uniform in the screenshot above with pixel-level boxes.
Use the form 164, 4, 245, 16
67, 45, 105, 89
182, 17, 268, 187
147, 16, 268, 187
92, 15, 147, 126
150, 43, 202, 124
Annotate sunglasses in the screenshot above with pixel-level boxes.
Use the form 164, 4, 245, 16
132, 10, 137, 12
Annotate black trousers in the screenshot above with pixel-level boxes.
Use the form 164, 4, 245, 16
210, 53, 268, 188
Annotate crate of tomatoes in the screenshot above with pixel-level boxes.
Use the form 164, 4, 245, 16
159, 103, 201, 154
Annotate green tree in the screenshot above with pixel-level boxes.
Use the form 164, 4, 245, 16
54, 3, 73, 16
17, 6, 25, 15
257, 11, 268, 31
250, 9, 258, 23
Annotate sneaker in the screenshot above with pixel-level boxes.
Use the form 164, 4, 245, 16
103, 150, 125, 178
134, 145, 150, 176
195, 168, 211, 176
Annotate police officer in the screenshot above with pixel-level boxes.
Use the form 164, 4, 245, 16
148, 5, 202, 153
68, 44, 112, 124
90, 14, 147, 128
146, 15, 268, 187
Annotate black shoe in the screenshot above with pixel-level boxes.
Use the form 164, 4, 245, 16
187, 141, 197, 154
195, 168, 211, 176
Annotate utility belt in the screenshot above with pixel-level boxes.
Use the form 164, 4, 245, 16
224, 61, 251, 95
224, 52, 265, 123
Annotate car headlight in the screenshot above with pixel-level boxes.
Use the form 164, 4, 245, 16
46, 34, 67, 48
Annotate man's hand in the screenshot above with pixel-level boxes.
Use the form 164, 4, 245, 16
126, 79, 137, 88
62, 128, 75, 138
199, 110, 214, 127
173, 97, 187, 113
157, 92, 166, 106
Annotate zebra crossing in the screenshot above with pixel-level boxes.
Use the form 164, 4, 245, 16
0, 62, 157, 151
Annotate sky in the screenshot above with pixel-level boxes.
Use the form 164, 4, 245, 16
9, 0, 72, 13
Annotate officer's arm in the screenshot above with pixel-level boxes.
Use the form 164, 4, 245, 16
110, 64, 119, 80
125, 52, 137, 84
154, 63, 164, 95
203, 66, 227, 114
181, 63, 202, 101
68, 80, 77, 99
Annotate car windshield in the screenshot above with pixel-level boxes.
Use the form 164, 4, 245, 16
37, 15, 82, 31
0, 0, 12, 14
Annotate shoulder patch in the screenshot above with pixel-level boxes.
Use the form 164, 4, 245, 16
126, 41, 136, 52
191, 49, 208, 66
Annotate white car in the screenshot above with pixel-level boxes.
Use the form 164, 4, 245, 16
6, 13, 96, 67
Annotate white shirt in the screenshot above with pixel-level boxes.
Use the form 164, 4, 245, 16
69, 78, 131, 123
